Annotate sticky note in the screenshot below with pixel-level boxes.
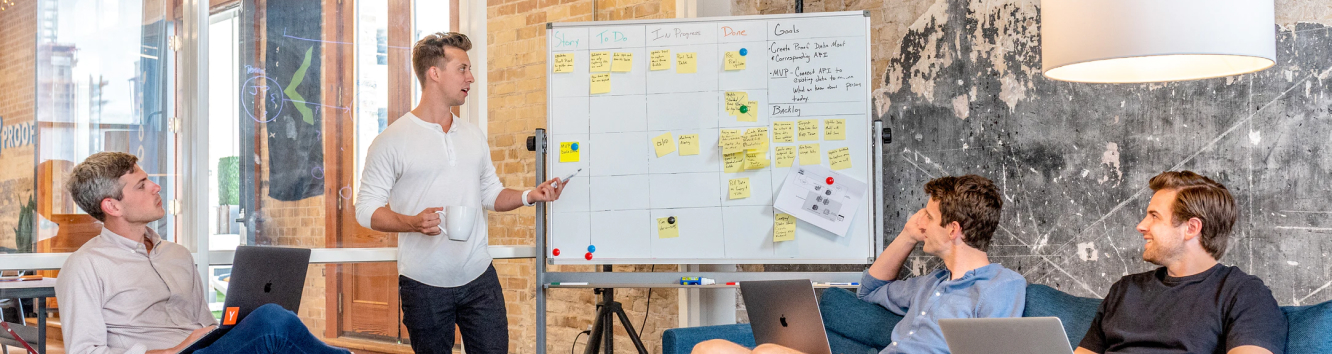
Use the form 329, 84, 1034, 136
553, 53, 575, 73
652, 132, 676, 157
824, 119, 846, 140
723, 152, 746, 173
799, 143, 820, 165
738, 100, 759, 122
678, 134, 699, 156
829, 147, 851, 170
590, 52, 611, 72
724, 91, 748, 115
720, 129, 743, 154
560, 142, 580, 162
657, 217, 680, 239
745, 150, 769, 170
774, 213, 796, 242
650, 49, 671, 70
612, 52, 633, 72
775, 146, 796, 168
773, 121, 795, 143
728, 178, 751, 199
590, 73, 611, 94
743, 127, 769, 151
676, 52, 697, 74
724, 51, 746, 71
798, 119, 819, 141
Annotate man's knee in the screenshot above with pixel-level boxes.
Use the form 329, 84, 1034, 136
245, 303, 304, 331
753, 343, 803, 354
692, 339, 751, 354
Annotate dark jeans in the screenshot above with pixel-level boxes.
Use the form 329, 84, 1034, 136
197, 303, 351, 354
400, 264, 509, 354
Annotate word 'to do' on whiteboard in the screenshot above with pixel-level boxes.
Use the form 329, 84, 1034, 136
544, 11, 880, 265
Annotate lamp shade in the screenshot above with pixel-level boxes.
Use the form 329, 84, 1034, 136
1041, 0, 1276, 83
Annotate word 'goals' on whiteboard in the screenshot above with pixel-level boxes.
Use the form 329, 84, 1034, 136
544, 11, 879, 265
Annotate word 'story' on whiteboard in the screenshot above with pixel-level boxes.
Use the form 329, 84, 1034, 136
545, 11, 879, 264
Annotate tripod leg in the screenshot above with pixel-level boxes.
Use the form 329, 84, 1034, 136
584, 303, 607, 354
603, 306, 614, 354
611, 303, 650, 354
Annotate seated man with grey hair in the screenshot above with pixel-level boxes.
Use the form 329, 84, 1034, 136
56, 151, 350, 354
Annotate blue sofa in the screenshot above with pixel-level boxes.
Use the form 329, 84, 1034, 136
662, 284, 1332, 354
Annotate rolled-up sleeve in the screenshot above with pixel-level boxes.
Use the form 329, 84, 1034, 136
58, 254, 139, 354
355, 141, 398, 228
477, 144, 505, 211
856, 269, 921, 315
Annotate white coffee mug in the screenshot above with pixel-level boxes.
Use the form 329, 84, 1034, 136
434, 206, 477, 242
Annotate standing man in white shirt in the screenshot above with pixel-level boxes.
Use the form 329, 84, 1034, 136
354, 32, 564, 354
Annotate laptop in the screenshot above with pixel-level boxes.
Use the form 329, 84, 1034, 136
739, 280, 832, 354
179, 246, 312, 353
939, 317, 1076, 354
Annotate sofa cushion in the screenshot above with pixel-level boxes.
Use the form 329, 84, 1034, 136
1022, 284, 1102, 348
662, 323, 755, 354
1283, 300, 1332, 354
819, 287, 903, 350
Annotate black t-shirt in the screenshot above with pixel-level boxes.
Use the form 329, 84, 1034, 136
1078, 263, 1287, 354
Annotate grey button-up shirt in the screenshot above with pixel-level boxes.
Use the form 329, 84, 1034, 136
56, 227, 215, 354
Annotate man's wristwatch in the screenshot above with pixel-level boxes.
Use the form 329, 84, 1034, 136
522, 190, 535, 207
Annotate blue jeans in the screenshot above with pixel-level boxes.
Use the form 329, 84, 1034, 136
399, 264, 508, 354
197, 303, 351, 354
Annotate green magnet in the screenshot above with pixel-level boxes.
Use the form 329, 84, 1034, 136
739, 105, 749, 114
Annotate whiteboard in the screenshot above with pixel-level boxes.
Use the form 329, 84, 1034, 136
545, 11, 878, 264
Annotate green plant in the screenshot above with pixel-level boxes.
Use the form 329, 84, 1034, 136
14, 193, 34, 254
218, 156, 240, 205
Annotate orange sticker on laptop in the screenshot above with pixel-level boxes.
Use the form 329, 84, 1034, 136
223, 307, 240, 325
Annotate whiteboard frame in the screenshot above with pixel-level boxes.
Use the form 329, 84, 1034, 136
542, 11, 881, 265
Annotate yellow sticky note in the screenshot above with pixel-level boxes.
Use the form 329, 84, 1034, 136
773, 121, 795, 143
553, 53, 575, 73
745, 150, 770, 170
720, 129, 743, 154
738, 100, 758, 122
723, 51, 746, 71
775, 146, 796, 168
774, 213, 796, 242
657, 217, 680, 239
799, 143, 820, 165
560, 142, 580, 162
798, 120, 819, 141
824, 119, 846, 141
829, 147, 851, 170
590, 73, 611, 94
652, 132, 676, 157
590, 52, 610, 72
743, 127, 769, 151
650, 49, 671, 71
612, 52, 633, 72
724, 91, 748, 115
723, 152, 746, 173
678, 134, 699, 156
728, 178, 751, 199
676, 52, 697, 74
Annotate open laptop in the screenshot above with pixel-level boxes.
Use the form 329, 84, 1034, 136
179, 246, 312, 353
939, 317, 1076, 354
739, 280, 832, 354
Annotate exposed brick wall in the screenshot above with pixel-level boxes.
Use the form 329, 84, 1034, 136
256, 119, 329, 336
485, 1, 678, 354
0, 0, 37, 252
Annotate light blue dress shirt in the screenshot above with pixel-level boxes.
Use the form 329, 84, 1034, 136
857, 263, 1027, 354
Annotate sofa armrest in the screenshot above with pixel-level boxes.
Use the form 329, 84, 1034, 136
662, 323, 755, 354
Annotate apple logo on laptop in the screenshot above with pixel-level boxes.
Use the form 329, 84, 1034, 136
780, 315, 788, 327
264, 282, 273, 293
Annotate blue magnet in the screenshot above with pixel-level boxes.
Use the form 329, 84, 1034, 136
739, 48, 748, 56
571, 143, 580, 151
587, 245, 596, 253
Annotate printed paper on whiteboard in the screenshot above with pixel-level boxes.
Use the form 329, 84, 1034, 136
773, 165, 866, 237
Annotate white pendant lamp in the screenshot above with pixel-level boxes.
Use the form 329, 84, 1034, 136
1041, 0, 1276, 83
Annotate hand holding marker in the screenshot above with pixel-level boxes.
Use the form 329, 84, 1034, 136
556, 168, 582, 189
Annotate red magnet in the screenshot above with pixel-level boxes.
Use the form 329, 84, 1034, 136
585, 252, 594, 260
553, 248, 561, 256
826, 177, 835, 185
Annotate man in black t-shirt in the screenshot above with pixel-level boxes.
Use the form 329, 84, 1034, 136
1076, 171, 1287, 354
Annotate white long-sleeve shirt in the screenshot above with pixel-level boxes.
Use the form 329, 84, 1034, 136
354, 113, 505, 287
56, 228, 215, 354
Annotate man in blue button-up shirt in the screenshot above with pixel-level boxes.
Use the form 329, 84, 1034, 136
858, 175, 1027, 354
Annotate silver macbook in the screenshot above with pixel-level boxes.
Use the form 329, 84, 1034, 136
939, 317, 1076, 354
739, 280, 832, 354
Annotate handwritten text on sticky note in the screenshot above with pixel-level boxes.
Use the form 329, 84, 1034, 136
657, 217, 680, 239
653, 132, 676, 157
773, 121, 795, 143
775, 146, 795, 168
678, 134, 699, 156
590, 52, 610, 72
798, 120, 819, 141
676, 52, 698, 74
828, 147, 851, 170
560, 142, 580, 162
824, 119, 846, 140
774, 213, 796, 242
720, 129, 743, 154
799, 143, 820, 165
723, 51, 746, 71
728, 178, 751, 199
612, 52, 633, 72
553, 53, 574, 73
650, 49, 671, 70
